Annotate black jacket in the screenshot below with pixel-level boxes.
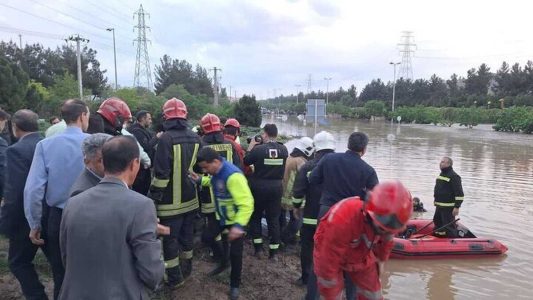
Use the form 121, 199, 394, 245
149, 119, 202, 217
434, 167, 464, 208
0, 132, 42, 238
129, 123, 158, 161
292, 150, 334, 226
244, 141, 288, 181
309, 150, 378, 207
0, 136, 6, 198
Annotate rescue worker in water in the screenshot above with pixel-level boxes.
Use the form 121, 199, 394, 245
313, 181, 413, 300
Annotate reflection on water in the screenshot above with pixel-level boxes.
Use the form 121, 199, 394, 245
266, 115, 533, 299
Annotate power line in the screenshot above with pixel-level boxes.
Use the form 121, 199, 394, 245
84, 0, 133, 24
0, 25, 64, 40
26, 0, 107, 31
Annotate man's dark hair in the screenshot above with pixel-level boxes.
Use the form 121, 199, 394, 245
0, 109, 10, 121
348, 132, 369, 152
196, 147, 222, 164
135, 110, 149, 122
49, 116, 59, 124
87, 113, 105, 134
223, 126, 238, 136
61, 99, 88, 124
263, 123, 278, 138
102, 135, 140, 173
12, 109, 39, 132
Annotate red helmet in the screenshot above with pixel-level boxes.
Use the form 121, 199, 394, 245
365, 181, 413, 234
97, 97, 132, 128
224, 118, 240, 129
201, 113, 222, 134
163, 98, 187, 120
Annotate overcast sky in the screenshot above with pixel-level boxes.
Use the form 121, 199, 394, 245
1, 0, 532, 99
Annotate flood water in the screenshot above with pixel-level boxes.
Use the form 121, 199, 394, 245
265, 115, 533, 300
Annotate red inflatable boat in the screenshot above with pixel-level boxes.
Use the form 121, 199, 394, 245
391, 219, 508, 259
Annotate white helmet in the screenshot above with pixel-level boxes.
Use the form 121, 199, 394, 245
295, 136, 315, 157
313, 131, 336, 152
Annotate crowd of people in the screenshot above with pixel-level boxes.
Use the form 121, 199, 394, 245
0, 96, 465, 300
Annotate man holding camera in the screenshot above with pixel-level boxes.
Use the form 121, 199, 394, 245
244, 124, 288, 260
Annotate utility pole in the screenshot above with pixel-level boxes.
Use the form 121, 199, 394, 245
229, 86, 232, 101
306, 74, 312, 94
18, 34, 22, 49
210, 67, 221, 106
398, 31, 416, 80
67, 35, 89, 100
106, 28, 118, 90
294, 84, 301, 104
324, 77, 332, 116
133, 5, 153, 90
390, 62, 401, 123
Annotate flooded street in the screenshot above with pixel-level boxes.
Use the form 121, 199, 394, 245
267, 115, 533, 299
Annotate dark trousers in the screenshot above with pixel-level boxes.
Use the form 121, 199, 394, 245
300, 224, 316, 283
249, 180, 282, 250
280, 210, 302, 245
433, 206, 457, 237
201, 213, 220, 258
202, 221, 244, 288
160, 212, 195, 284
132, 168, 151, 196
46, 207, 65, 300
305, 204, 356, 300
8, 229, 48, 300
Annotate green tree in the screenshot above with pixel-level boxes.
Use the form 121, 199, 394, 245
359, 79, 389, 103
364, 100, 386, 120
0, 57, 29, 112
234, 95, 261, 127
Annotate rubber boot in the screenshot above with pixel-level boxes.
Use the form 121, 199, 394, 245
230, 287, 240, 300
254, 244, 265, 259
209, 241, 229, 276
181, 258, 192, 279
166, 266, 185, 289
269, 248, 279, 261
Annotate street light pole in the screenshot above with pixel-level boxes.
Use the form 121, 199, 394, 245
324, 77, 332, 116
389, 62, 400, 121
106, 28, 118, 90
294, 84, 301, 104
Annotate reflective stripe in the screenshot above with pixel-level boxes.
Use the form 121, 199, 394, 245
181, 250, 193, 260
206, 143, 233, 163
292, 197, 303, 204
434, 201, 455, 207
455, 196, 464, 200
264, 158, 283, 165
152, 178, 169, 188
253, 238, 263, 244
357, 288, 383, 300
317, 276, 337, 288
165, 256, 179, 268
302, 218, 317, 225
269, 244, 280, 249
437, 176, 450, 182
215, 234, 222, 242
306, 171, 312, 178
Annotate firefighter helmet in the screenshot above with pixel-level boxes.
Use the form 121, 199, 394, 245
97, 97, 132, 129
295, 137, 315, 157
365, 181, 413, 234
200, 113, 222, 134
163, 98, 188, 120
224, 118, 240, 129
313, 131, 336, 152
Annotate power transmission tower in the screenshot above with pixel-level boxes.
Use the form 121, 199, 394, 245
397, 31, 416, 80
66, 34, 89, 100
133, 5, 152, 90
306, 74, 312, 94
210, 67, 221, 106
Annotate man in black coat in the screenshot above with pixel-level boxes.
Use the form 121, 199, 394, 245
129, 110, 159, 195
0, 109, 47, 299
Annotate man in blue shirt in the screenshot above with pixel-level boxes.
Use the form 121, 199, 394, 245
24, 99, 90, 299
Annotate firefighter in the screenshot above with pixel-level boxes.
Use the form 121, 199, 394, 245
199, 113, 241, 261
433, 156, 464, 237
292, 131, 335, 286
190, 147, 254, 300
244, 123, 288, 260
223, 118, 250, 175
149, 98, 202, 288
280, 136, 314, 245
313, 181, 413, 300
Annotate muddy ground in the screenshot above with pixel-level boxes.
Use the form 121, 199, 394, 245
0, 237, 307, 300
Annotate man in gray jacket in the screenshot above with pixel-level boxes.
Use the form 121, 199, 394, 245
60, 135, 164, 299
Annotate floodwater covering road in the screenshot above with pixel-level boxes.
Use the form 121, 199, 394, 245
269, 115, 533, 299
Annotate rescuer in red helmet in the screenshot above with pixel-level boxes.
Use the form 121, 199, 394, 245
313, 181, 413, 300
148, 98, 202, 288
97, 97, 132, 136
223, 118, 252, 176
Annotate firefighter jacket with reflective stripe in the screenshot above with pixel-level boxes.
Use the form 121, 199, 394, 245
292, 151, 333, 226
243, 141, 288, 181
199, 160, 254, 228
433, 167, 464, 208
314, 197, 393, 300
281, 153, 307, 208
198, 133, 242, 214
224, 134, 252, 176
149, 120, 201, 217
